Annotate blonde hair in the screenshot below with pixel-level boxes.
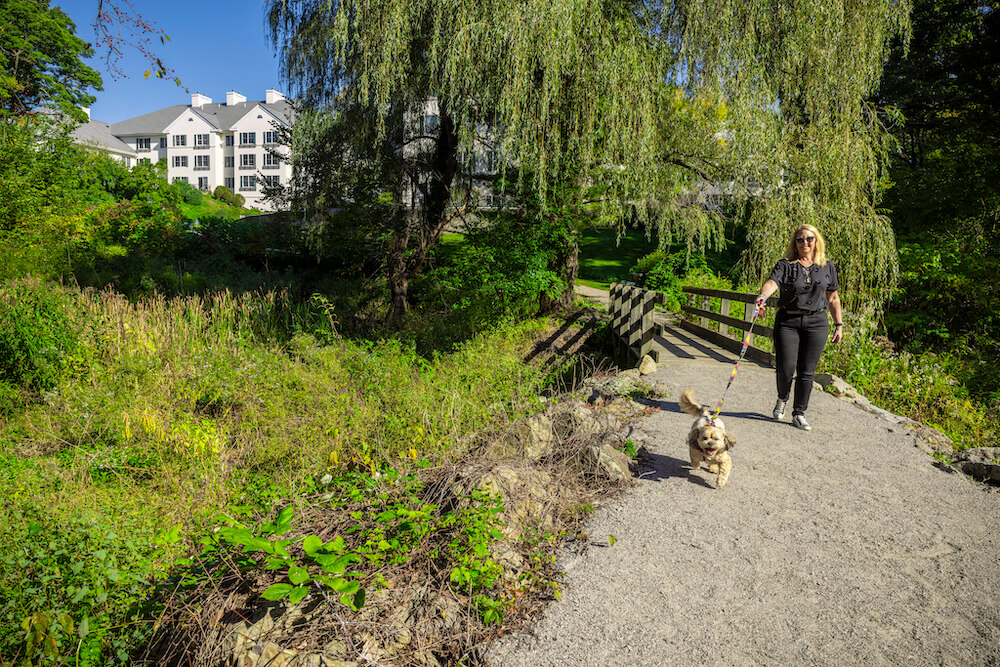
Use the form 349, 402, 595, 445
783, 224, 828, 266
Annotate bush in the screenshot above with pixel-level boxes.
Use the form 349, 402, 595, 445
213, 185, 245, 208
0, 279, 84, 407
176, 180, 203, 206
630, 249, 725, 311
0, 504, 162, 666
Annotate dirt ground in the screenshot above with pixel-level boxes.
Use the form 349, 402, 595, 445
487, 298, 1000, 666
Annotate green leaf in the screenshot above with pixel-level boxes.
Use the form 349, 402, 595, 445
288, 585, 309, 605
608, 534, 617, 546
325, 535, 346, 553
353, 587, 366, 609
302, 535, 322, 556
275, 506, 295, 533
77, 615, 89, 639
288, 566, 309, 585
261, 583, 294, 601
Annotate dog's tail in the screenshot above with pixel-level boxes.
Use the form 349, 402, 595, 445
679, 387, 711, 419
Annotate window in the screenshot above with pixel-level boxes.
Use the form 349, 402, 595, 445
262, 153, 281, 169
263, 131, 279, 144
136, 137, 150, 151
194, 155, 210, 169
138, 158, 151, 165
194, 133, 210, 147
224, 156, 234, 168
240, 175, 256, 191
173, 155, 188, 168
240, 153, 256, 168
239, 132, 256, 146
225, 177, 234, 190
172, 176, 188, 183
225, 135, 234, 146
262, 175, 280, 187
198, 177, 209, 190
423, 114, 439, 135
173, 134, 187, 147
159, 137, 167, 148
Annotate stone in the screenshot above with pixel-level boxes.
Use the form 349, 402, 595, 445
952, 447, 1000, 484
908, 423, 955, 455
814, 372, 858, 398
579, 444, 634, 482
517, 414, 555, 460
638, 354, 657, 375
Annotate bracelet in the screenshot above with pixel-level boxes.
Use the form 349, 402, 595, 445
834, 323, 843, 327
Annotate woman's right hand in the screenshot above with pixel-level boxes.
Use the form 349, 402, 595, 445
754, 294, 767, 310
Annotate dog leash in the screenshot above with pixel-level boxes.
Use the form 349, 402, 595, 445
711, 304, 762, 424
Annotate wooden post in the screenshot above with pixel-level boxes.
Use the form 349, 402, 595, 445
720, 297, 730, 336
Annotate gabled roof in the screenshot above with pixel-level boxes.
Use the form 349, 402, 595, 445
71, 118, 137, 156
109, 99, 294, 136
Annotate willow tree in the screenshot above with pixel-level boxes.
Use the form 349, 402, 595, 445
266, 0, 911, 319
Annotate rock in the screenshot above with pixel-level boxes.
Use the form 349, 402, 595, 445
517, 414, 555, 460
952, 447, 1000, 484
638, 354, 657, 375
908, 423, 955, 455
814, 372, 858, 398
579, 444, 634, 483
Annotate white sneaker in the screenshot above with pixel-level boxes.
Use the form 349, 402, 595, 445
772, 399, 786, 420
792, 414, 812, 431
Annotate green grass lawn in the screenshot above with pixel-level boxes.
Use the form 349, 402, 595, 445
577, 225, 658, 290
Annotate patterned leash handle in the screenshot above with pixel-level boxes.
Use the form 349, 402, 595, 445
711, 304, 762, 424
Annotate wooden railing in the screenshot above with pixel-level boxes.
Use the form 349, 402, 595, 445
609, 282, 664, 366
680, 287, 777, 366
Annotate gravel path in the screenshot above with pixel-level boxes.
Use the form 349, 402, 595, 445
488, 297, 1000, 666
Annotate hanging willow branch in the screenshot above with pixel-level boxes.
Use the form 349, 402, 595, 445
266, 0, 911, 315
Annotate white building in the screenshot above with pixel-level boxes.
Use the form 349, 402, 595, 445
72, 90, 293, 211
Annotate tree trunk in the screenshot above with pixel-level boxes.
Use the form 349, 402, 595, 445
386, 102, 460, 326
541, 236, 579, 314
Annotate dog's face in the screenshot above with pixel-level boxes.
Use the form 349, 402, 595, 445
690, 424, 735, 458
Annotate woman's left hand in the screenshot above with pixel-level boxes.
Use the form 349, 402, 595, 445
831, 326, 843, 345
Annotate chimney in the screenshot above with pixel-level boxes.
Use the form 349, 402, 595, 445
265, 89, 286, 104
191, 92, 212, 108
226, 91, 246, 106
80, 107, 91, 119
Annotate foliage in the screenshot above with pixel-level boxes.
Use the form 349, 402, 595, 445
0, 0, 102, 121
0, 280, 558, 662
175, 180, 203, 206
822, 327, 1000, 450
0, 278, 85, 415
875, 0, 1000, 396
0, 118, 85, 231
212, 185, 245, 208
266, 0, 911, 318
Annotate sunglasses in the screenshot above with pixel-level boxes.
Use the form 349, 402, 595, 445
795, 236, 816, 244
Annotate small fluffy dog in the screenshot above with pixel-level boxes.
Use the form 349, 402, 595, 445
680, 388, 736, 488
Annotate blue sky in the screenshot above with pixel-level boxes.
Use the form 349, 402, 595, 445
55, 1, 287, 123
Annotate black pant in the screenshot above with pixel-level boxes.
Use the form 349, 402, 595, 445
773, 310, 829, 416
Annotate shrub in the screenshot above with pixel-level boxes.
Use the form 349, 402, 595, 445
0, 279, 84, 403
213, 185, 245, 208
176, 180, 203, 206
0, 505, 162, 666
630, 249, 724, 311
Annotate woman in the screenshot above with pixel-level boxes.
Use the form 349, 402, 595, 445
754, 224, 844, 431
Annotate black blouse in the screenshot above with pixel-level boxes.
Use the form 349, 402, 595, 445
768, 259, 840, 312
